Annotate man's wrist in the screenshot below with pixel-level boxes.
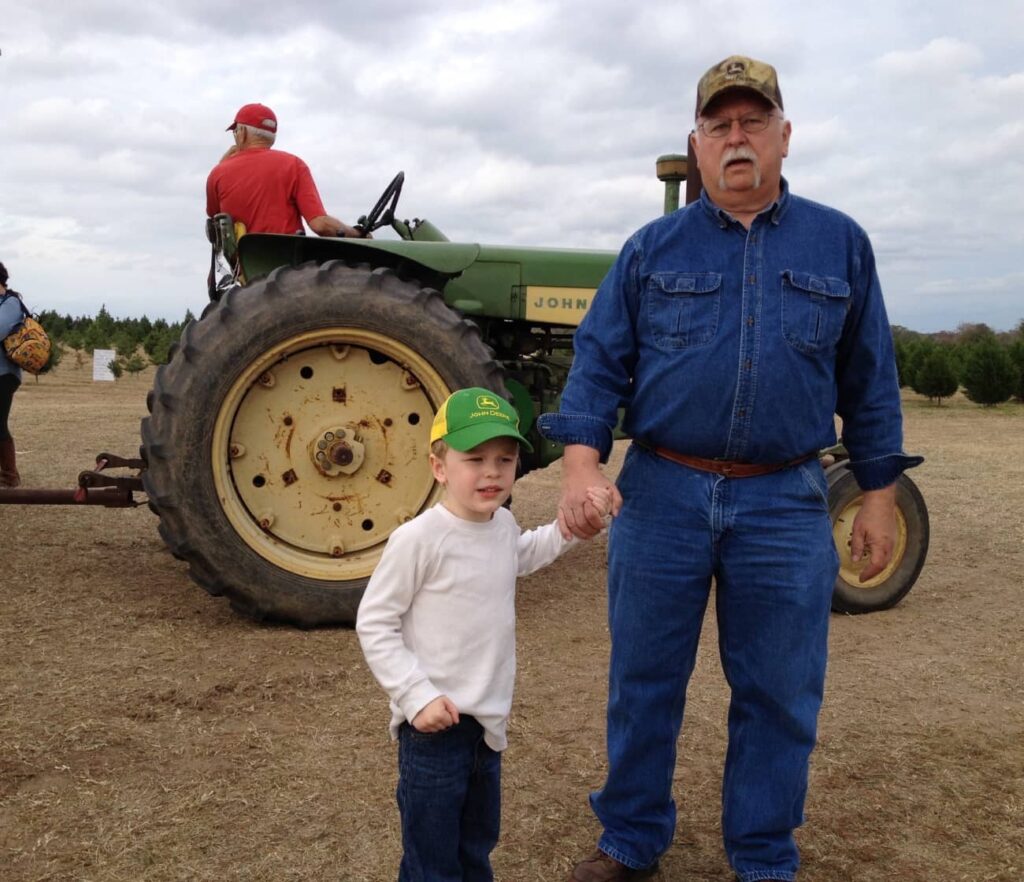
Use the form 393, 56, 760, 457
860, 484, 897, 510
562, 444, 601, 474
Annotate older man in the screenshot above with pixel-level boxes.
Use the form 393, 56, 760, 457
206, 103, 364, 238
538, 56, 921, 882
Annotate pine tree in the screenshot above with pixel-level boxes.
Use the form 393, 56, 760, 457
961, 340, 1016, 406
1007, 339, 1024, 402
894, 337, 914, 387
912, 348, 959, 404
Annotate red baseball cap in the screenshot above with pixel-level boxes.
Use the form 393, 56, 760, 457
226, 103, 278, 132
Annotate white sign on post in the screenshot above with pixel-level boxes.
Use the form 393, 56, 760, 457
93, 349, 116, 382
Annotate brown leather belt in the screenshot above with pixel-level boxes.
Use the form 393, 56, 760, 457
640, 442, 817, 478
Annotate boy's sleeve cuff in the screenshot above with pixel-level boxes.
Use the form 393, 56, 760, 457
397, 681, 443, 726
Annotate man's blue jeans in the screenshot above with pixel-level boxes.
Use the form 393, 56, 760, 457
397, 715, 501, 882
592, 445, 839, 882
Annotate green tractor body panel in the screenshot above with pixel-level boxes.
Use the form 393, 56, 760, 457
238, 234, 614, 328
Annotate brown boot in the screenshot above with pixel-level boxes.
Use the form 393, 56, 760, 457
0, 437, 20, 488
569, 850, 658, 882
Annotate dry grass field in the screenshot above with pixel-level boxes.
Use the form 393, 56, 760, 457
2, 359, 1022, 881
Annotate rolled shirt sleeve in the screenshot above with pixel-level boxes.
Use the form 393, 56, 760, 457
537, 237, 641, 461
835, 232, 923, 490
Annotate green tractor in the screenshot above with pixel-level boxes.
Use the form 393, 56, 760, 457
139, 158, 928, 627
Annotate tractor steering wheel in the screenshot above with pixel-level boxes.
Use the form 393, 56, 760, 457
356, 172, 405, 235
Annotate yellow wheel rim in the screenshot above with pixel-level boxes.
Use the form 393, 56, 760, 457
833, 497, 908, 589
211, 328, 450, 581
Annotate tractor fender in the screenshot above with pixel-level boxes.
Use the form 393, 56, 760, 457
238, 233, 481, 289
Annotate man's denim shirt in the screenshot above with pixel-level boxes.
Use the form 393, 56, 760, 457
537, 180, 922, 491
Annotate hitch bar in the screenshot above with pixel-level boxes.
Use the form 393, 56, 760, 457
0, 451, 146, 507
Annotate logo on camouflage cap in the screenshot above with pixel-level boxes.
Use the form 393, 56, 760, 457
695, 55, 784, 118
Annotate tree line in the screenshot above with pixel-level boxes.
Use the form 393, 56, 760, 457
36, 305, 197, 377
30, 307, 1024, 404
894, 321, 1024, 406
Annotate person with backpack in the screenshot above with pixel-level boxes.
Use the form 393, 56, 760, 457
0, 261, 24, 487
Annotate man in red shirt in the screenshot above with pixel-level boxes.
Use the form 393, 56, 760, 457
206, 103, 365, 238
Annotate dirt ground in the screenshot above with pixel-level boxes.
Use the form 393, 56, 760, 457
2, 359, 1022, 882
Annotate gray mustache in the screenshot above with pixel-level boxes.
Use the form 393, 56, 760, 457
721, 147, 758, 170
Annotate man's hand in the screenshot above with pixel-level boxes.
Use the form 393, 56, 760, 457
557, 445, 622, 540
411, 695, 460, 733
342, 223, 372, 239
309, 215, 372, 239
850, 484, 898, 582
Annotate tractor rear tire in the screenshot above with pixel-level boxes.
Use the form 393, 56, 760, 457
141, 261, 503, 627
827, 465, 929, 614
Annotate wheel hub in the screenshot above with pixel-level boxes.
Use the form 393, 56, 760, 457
312, 425, 366, 476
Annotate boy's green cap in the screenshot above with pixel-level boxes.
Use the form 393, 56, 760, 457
695, 55, 783, 118
430, 387, 533, 453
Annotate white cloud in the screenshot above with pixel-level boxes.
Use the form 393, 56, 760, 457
0, 1, 1021, 333
875, 37, 983, 75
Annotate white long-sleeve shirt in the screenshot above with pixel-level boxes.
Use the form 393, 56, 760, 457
356, 503, 573, 751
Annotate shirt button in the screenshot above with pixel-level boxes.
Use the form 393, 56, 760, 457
738, 408, 746, 417
748, 275, 756, 284
744, 359, 752, 370
747, 316, 755, 326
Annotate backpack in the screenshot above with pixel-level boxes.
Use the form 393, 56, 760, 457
2, 291, 51, 374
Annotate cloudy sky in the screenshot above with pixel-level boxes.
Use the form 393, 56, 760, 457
2, 0, 1022, 332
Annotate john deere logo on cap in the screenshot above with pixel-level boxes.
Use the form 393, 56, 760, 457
725, 60, 745, 77
477, 394, 499, 410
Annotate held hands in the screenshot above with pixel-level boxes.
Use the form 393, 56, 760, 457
411, 695, 460, 733
850, 484, 898, 582
586, 485, 615, 523
557, 445, 623, 540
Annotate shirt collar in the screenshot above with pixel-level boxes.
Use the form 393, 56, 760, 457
699, 176, 791, 228
769, 177, 790, 224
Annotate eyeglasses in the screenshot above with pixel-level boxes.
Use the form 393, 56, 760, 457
696, 112, 779, 139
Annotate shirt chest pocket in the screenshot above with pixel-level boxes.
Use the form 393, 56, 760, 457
780, 270, 851, 355
646, 272, 722, 350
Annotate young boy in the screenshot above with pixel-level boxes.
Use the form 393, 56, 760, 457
357, 387, 611, 882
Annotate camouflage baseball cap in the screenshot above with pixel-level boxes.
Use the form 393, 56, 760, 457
695, 55, 783, 117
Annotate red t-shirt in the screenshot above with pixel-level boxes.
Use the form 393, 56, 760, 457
206, 147, 328, 234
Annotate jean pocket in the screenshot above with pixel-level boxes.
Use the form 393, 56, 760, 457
646, 271, 722, 350
797, 461, 829, 510
781, 270, 851, 355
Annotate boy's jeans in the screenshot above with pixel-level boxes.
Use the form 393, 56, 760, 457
397, 715, 501, 882
592, 445, 839, 882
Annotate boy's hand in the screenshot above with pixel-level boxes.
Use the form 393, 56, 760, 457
586, 486, 614, 521
411, 695, 460, 733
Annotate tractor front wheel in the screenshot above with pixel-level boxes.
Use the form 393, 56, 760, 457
141, 261, 503, 627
